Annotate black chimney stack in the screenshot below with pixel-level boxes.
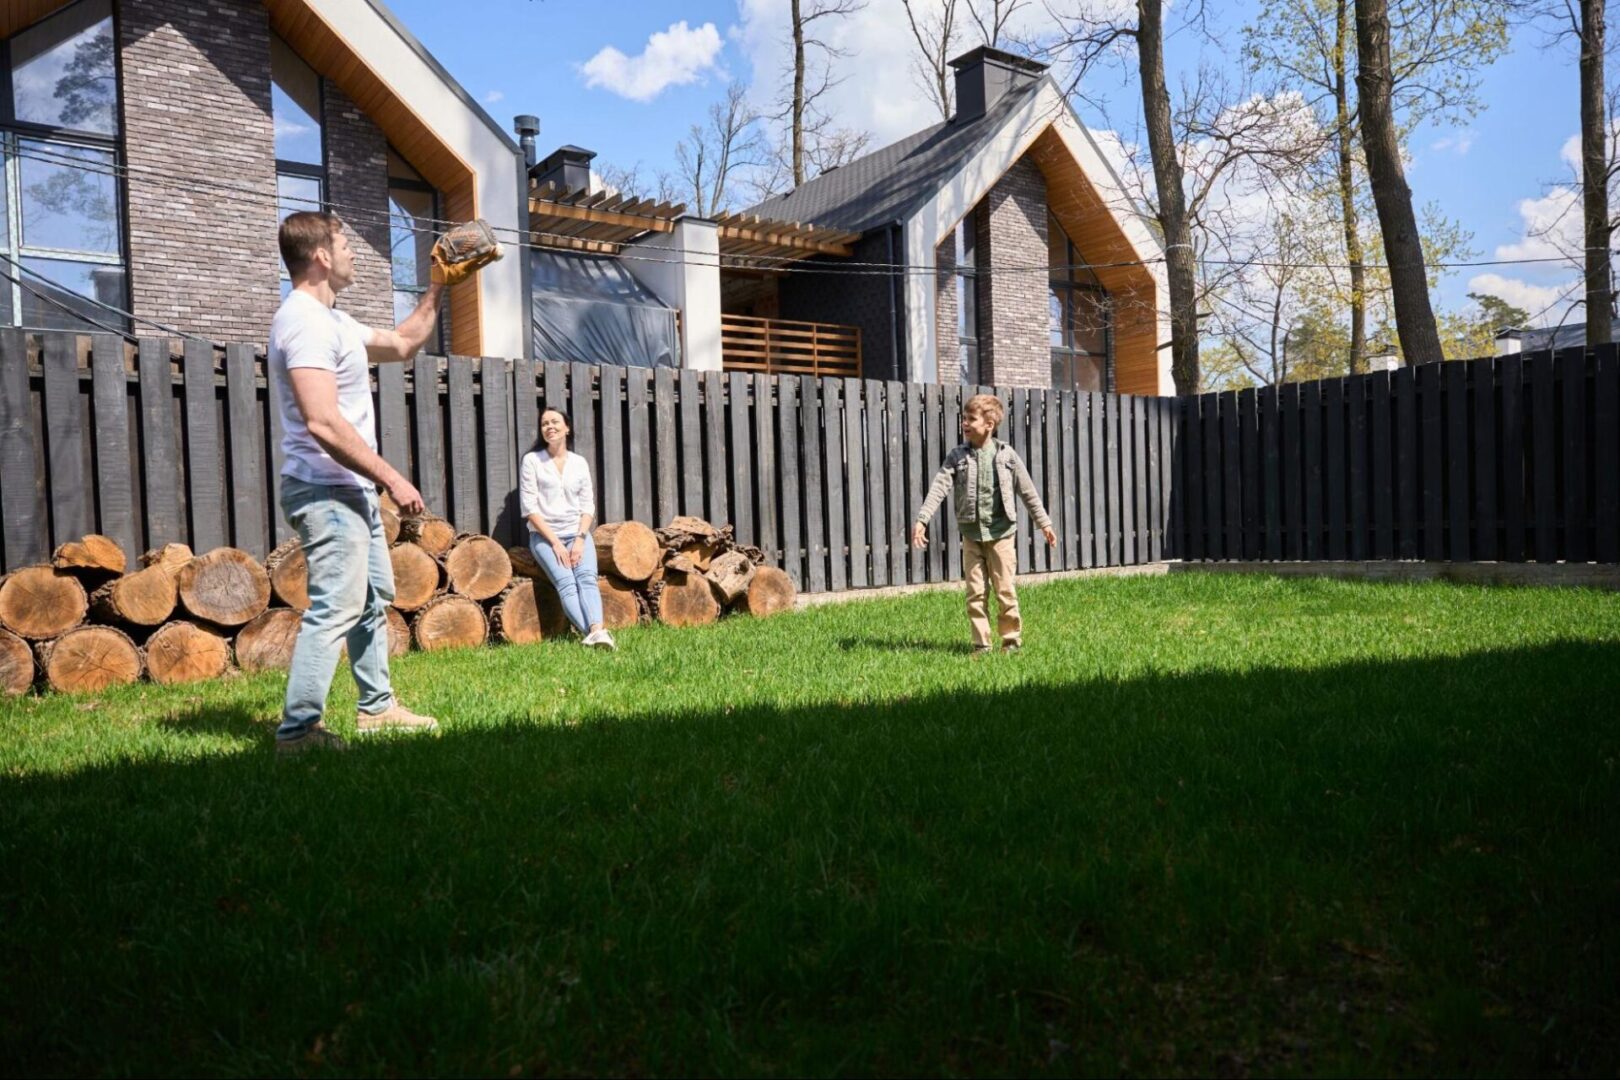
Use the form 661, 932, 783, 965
513, 114, 541, 169
949, 46, 1047, 122
532, 145, 597, 194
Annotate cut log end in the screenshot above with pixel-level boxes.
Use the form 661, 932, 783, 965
380, 502, 402, 546
140, 544, 194, 575
53, 534, 127, 575
655, 570, 719, 628
490, 578, 570, 644
389, 542, 444, 612
0, 566, 88, 640
385, 606, 411, 657
705, 550, 756, 607
412, 594, 488, 652
594, 521, 661, 582
507, 544, 543, 579
399, 514, 456, 556
738, 566, 796, 618
144, 621, 231, 686
0, 627, 35, 695
599, 573, 645, 629
177, 548, 270, 627
234, 608, 303, 673
445, 534, 513, 601
37, 626, 142, 693
90, 564, 178, 627
265, 537, 309, 611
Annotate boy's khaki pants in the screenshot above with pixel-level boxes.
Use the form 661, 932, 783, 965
962, 536, 1020, 648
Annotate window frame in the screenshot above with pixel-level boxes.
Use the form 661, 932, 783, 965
1048, 215, 1113, 393
387, 161, 441, 353
272, 32, 327, 297
955, 215, 980, 386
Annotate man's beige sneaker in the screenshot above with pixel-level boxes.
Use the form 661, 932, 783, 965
276, 722, 348, 755
356, 702, 440, 736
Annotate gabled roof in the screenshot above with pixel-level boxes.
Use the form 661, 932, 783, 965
746, 79, 1046, 235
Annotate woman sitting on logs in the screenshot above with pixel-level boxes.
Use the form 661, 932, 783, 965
519, 408, 615, 649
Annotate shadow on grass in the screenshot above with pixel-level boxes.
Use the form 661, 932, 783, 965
152, 701, 268, 739
3, 641, 1618, 1077
834, 634, 980, 654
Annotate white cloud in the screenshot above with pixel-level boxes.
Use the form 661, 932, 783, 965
1494, 186, 1580, 264
1431, 130, 1475, 155
1465, 273, 1579, 325
581, 21, 724, 102
484, 89, 505, 104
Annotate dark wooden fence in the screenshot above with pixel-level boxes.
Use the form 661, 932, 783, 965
1171, 348, 1620, 563
0, 329, 1176, 590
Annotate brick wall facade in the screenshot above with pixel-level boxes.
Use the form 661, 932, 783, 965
120, 0, 280, 343
776, 230, 903, 380
934, 235, 957, 384
974, 154, 1049, 388
322, 80, 394, 332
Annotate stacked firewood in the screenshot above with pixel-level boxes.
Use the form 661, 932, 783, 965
0, 509, 794, 697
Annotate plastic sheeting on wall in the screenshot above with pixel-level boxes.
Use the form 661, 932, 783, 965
529, 249, 679, 368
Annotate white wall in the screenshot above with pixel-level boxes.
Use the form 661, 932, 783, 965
625, 218, 722, 371
311, 0, 527, 360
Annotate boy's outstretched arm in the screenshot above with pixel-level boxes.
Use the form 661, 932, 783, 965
911, 462, 954, 548
1011, 454, 1058, 547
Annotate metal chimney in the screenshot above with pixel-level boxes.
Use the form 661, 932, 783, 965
532, 145, 597, 195
513, 114, 541, 169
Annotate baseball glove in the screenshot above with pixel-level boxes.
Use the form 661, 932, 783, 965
430, 219, 503, 287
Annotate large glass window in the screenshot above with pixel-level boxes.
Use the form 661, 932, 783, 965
0, 0, 124, 332
955, 215, 979, 385
387, 147, 441, 352
1049, 213, 1110, 392
272, 34, 325, 298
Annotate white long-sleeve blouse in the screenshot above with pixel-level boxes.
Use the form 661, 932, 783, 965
519, 449, 595, 538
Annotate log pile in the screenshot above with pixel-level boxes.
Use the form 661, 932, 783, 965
3, 510, 798, 697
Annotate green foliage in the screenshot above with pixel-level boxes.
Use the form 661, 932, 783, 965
3, 574, 1618, 1075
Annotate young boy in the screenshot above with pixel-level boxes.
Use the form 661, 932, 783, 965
911, 394, 1056, 653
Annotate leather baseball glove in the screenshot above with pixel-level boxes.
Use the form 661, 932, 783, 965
430, 219, 503, 287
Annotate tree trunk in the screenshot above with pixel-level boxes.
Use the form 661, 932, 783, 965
234, 608, 303, 673
598, 573, 646, 629
52, 534, 126, 576
144, 620, 231, 686
412, 594, 488, 651
36, 625, 142, 693
1335, 0, 1367, 373
0, 627, 35, 694
792, 0, 806, 186
1355, 0, 1443, 364
736, 565, 797, 616
389, 543, 445, 611
1138, 0, 1200, 392
444, 534, 513, 601
0, 567, 88, 640
595, 521, 662, 581
654, 569, 719, 627
399, 514, 456, 556
265, 537, 309, 611
705, 550, 756, 606
90, 565, 178, 627
177, 548, 271, 627
1583, 0, 1611, 346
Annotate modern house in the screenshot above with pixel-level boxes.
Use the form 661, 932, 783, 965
0, 0, 528, 359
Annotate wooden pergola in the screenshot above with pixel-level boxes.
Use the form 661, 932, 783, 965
528, 185, 860, 263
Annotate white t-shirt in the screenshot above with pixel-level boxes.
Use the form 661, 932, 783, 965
267, 290, 377, 489
519, 449, 595, 538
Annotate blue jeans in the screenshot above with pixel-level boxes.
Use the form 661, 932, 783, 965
529, 532, 603, 635
277, 477, 394, 738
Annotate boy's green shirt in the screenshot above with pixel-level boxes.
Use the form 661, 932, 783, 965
961, 438, 1015, 541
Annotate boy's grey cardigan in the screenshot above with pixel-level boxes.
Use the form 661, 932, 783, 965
914, 439, 1052, 532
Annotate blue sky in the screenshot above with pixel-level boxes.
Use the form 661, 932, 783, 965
388, 0, 1586, 325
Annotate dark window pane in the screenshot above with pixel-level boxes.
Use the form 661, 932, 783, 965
19, 140, 120, 253
1049, 289, 1067, 348
1049, 212, 1069, 283
960, 343, 979, 386
278, 173, 323, 221
387, 147, 426, 183
389, 186, 435, 289
1073, 291, 1109, 355
1075, 354, 1105, 392
11, 1, 117, 135
271, 35, 323, 166
958, 271, 976, 339
18, 256, 124, 332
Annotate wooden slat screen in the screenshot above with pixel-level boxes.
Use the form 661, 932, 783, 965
721, 314, 861, 379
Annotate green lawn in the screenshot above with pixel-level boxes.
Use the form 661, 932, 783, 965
2, 572, 1618, 1076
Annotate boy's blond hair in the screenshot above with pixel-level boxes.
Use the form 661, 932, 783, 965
964, 393, 1005, 428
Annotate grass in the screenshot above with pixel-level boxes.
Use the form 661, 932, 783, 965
2, 571, 1618, 1077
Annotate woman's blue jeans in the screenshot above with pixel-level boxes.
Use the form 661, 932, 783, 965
529, 532, 603, 635
277, 476, 395, 739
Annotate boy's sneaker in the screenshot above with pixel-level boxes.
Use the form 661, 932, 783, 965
971, 644, 993, 656
277, 722, 348, 755
356, 702, 439, 736
1003, 642, 1022, 654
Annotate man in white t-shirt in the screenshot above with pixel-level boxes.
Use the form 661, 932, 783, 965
269, 211, 487, 753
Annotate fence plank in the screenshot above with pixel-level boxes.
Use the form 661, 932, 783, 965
224, 343, 265, 557
1008, 388, 1029, 571
1369, 371, 1392, 560
1347, 376, 1368, 560
180, 339, 221, 553
1530, 353, 1558, 562
1394, 367, 1417, 559
864, 379, 888, 586
1499, 355, 1526, 562
413, 354, 446, 520
1324, 378, 1346, 560
133, 338, 183, 553
1182, 394, 1203, 560
1216, 392, 1237, 560
751, 378, 777, 569
1595, 348, 1619, 562
376, 360, 407, 474
1560, 349, 1589, 562
481, 357, 514, 540
0, 330, 44, 567
653, 367, 678, 525
1117, 395, 1135, 564
729, 371, 754, 545
886, 382, 906, 584
446, 357, 479, 533
1239, 389, 1259, 560
1301, 381, 1322, 560
1046, 388, 1065, 568
704, 370, 727, 527
1062, 391, 1080, 567
1420, 361, 1445, 561
907, 382, 926, 583
626, 368, 653, 526
945, 385, 963, 581
1445, 360, 1470, 562
41, 333, 87, 549
777, 377, 802, 586
924, 382, 945, 580
1260, 386, 1280, 560
1196, 392, 1219, 561
844, 377, 868, 587
1158, 397, 1174, 560
1276, 384, 1299, 560
597, 365, 625, 526
823, 377, 849, 590
91, 336, 137, 562
1105, 391, 1124, 565
544, 360, 567, 414
1028, 390, 1049, 572
1143, 396, 1161, 563
513, 357, 539, 465
801, 375, 826, 593
679, 369, 704, 517
1472, 358, 1498, 561
570, 364, 597, 516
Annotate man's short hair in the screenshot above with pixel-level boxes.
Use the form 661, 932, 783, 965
964, 393, 1005, 427
278, 211, 343, 279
